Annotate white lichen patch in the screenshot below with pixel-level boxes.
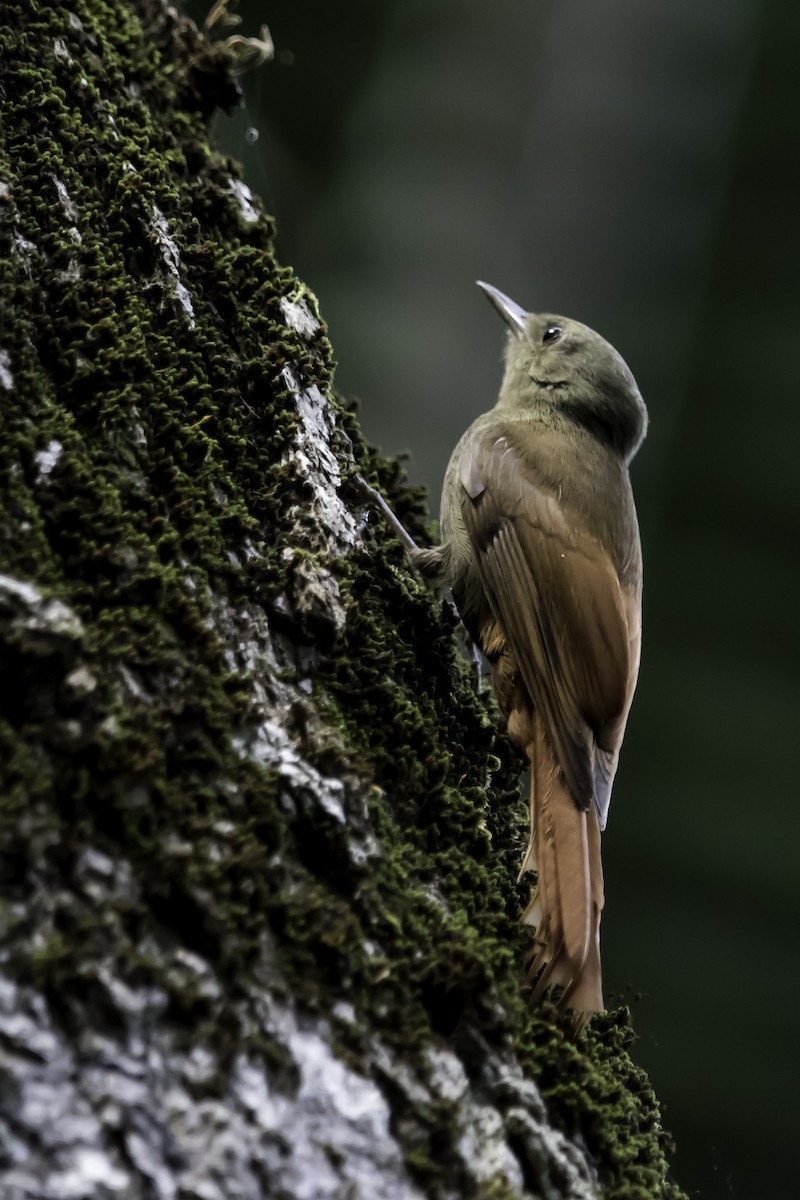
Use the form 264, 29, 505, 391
459, 1104, 527, 1192
118, 663, 152, 703
276, 365, 358, 636
425, 1046, 469, 1103
0, 348, 13, 390
12, 228, 36, 274
280, 294, 320, 339
275, 1025, 421, 1197
281, 366, 358, 558
34, 439, 63, 480
205, 590, 378, 863
231, 716, 347, 825
50, 176, 81, 243
0, 573, 84, 643
228, 178, 259, 224
148, 206, 195, 326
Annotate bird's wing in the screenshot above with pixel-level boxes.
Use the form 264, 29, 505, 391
459, 426, 635, 819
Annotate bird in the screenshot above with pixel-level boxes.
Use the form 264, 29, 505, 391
410, 281, 648, 1026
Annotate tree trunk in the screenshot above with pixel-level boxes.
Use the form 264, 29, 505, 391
0, 3, 682, 1197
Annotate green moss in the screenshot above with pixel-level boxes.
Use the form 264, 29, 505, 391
0, 2, 683, 1196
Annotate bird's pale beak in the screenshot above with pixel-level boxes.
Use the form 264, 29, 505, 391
476, 280, 530, 339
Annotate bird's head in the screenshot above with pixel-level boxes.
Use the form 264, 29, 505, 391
478, 281, 648, 462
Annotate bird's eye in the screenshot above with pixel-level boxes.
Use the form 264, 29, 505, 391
543, 324, 562, 344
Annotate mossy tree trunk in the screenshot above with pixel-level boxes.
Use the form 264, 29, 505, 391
0, 3, 682, 1198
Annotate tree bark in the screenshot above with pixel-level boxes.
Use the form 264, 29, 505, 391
0, 3, 682, 1197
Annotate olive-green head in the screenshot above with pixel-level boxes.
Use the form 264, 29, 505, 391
477, 280, 648, 462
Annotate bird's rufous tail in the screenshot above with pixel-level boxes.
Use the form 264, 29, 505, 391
519, 717, 604, 1027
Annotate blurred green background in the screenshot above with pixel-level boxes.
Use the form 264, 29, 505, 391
187, 1, 800, 1194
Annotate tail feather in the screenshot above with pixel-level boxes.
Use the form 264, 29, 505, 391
520, 717, 604, 1024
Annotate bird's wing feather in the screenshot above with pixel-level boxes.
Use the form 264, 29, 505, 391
459, 428, 633, 816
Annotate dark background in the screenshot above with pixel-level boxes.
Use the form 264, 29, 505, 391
187, 1, 800, 1194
